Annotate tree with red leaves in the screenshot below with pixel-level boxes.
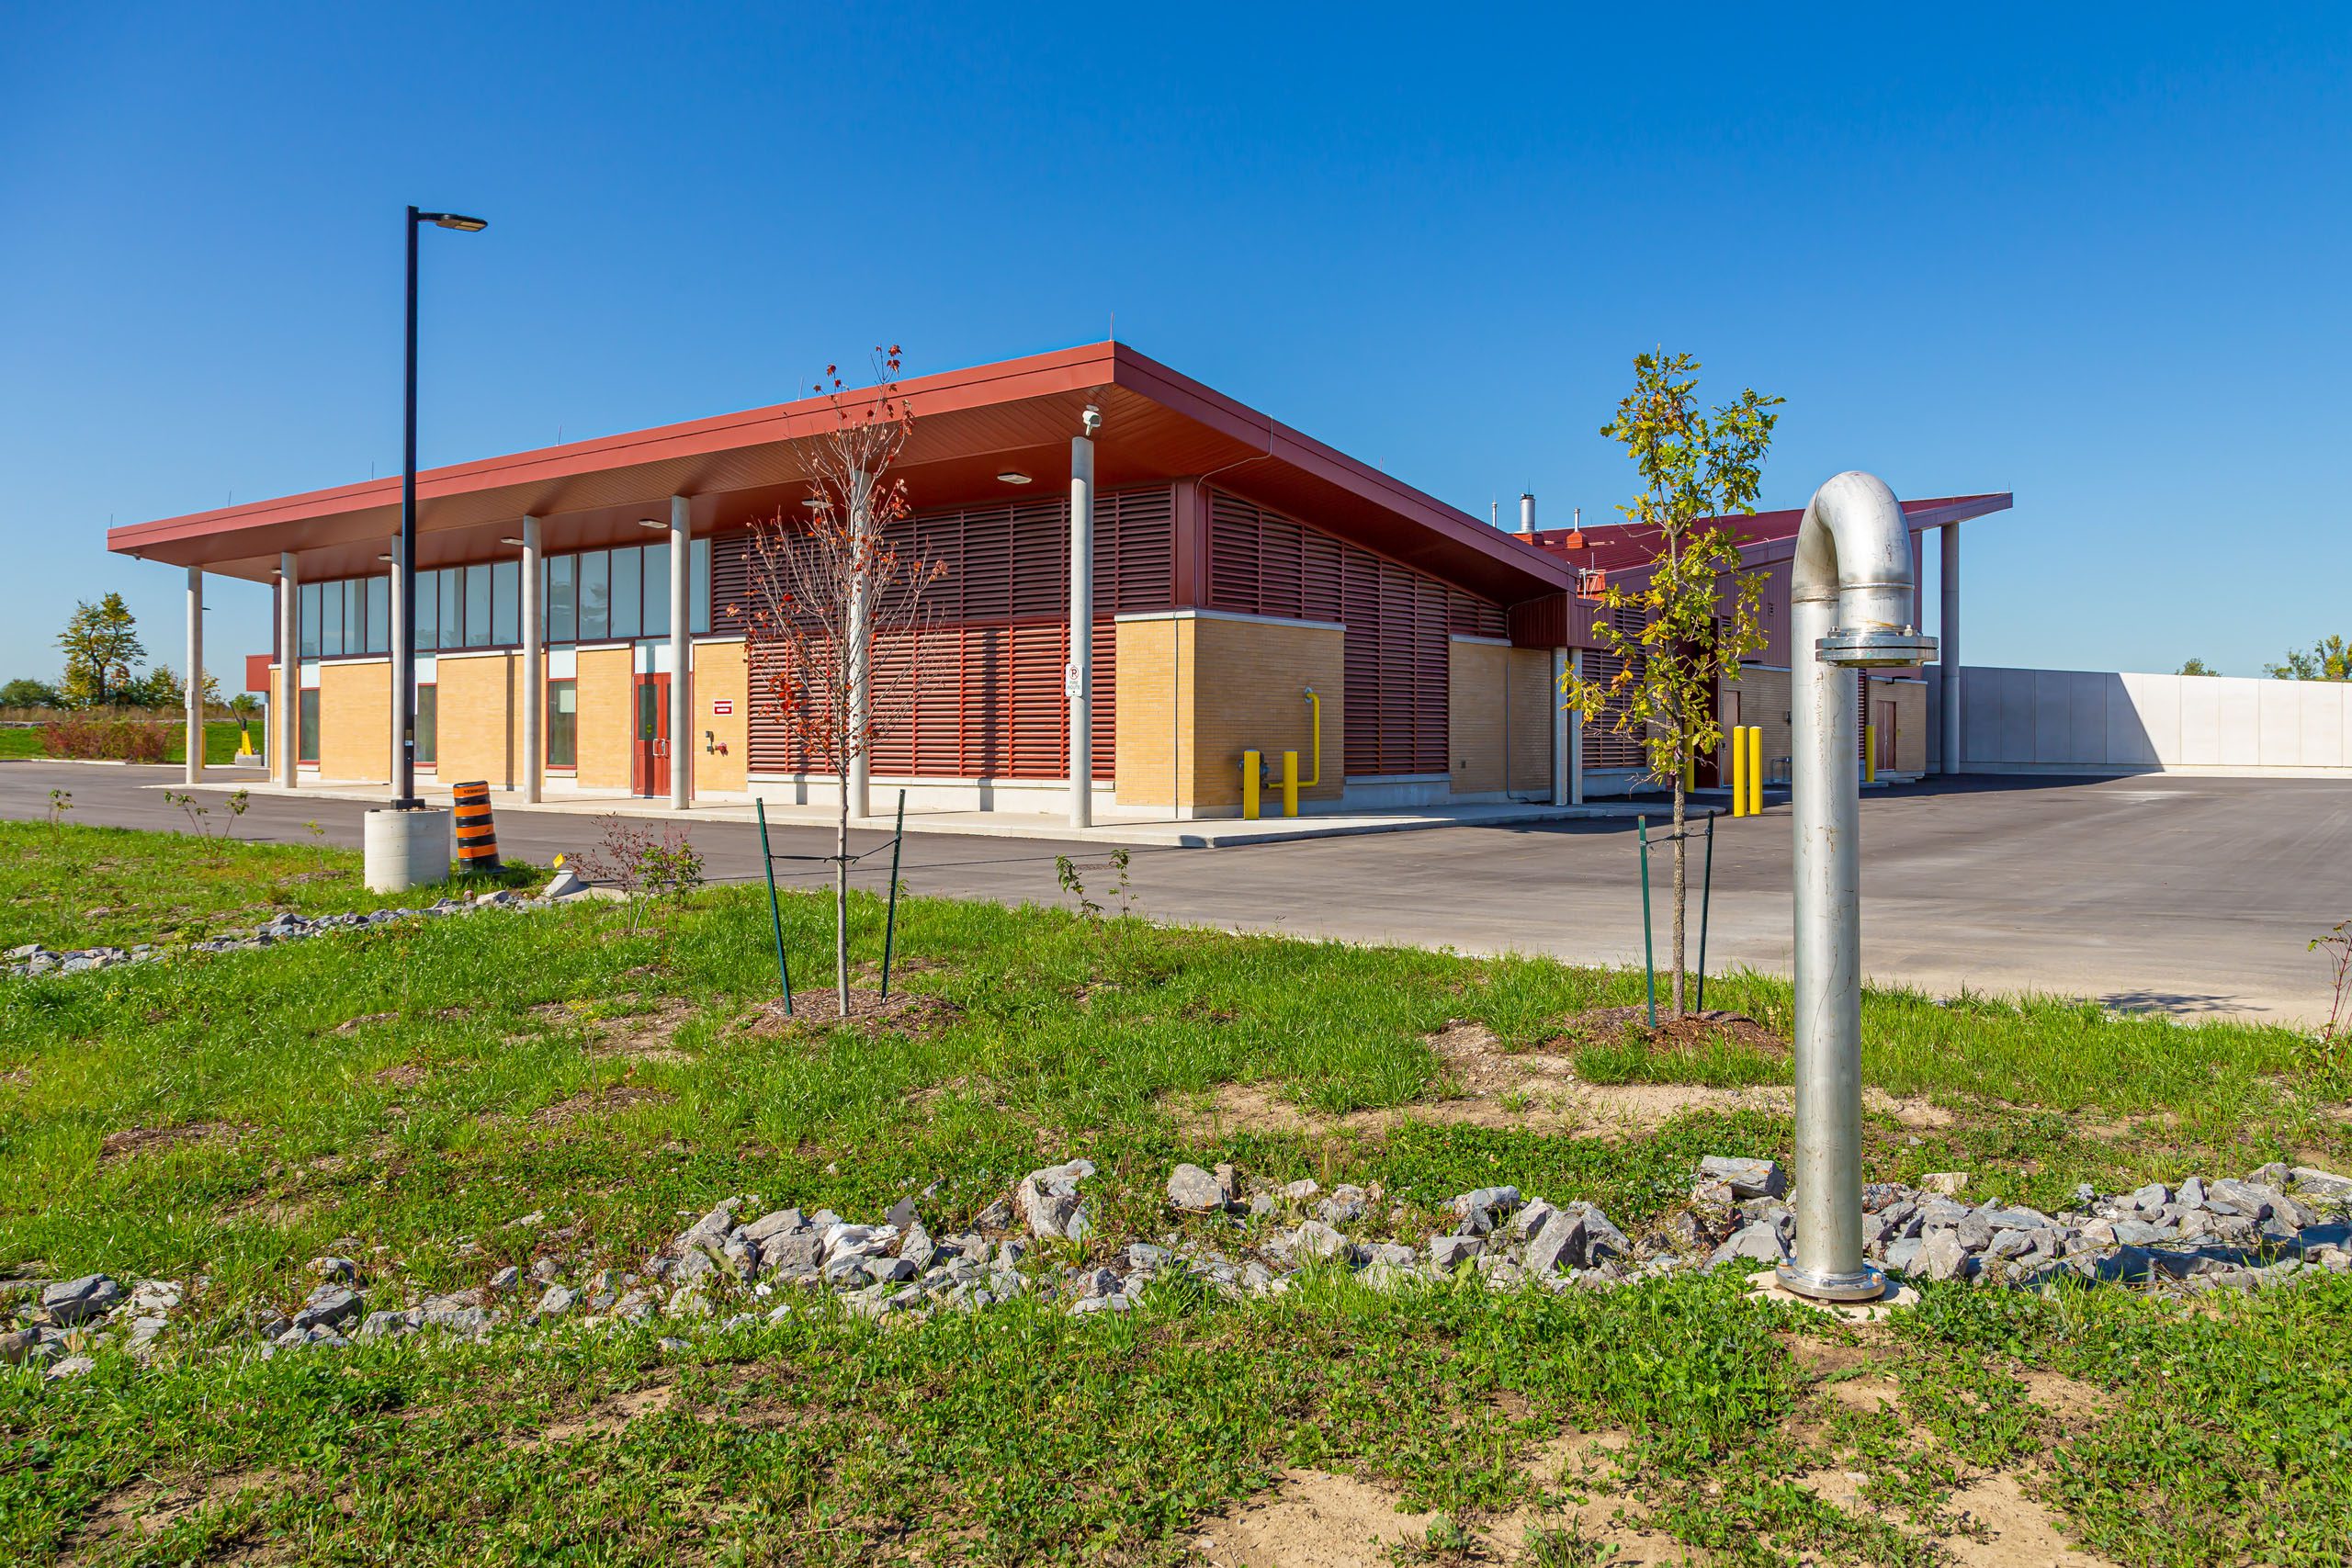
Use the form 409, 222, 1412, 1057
734, 348, 946, 1015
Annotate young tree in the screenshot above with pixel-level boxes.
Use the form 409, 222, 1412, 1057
1562, 350, 1780, 1018
735, 349, 946, 1016
2177, 657, 2221, 677
2264, 635, 2350, 682
57, 593, 146, 706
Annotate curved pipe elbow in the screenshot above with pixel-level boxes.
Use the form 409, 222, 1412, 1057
1792, 470, 1917, 633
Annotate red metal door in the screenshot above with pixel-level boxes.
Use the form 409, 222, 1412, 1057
1874, 700, 1898, 775
633, 674, 671, 796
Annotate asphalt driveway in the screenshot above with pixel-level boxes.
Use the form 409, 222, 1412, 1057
5, 761, 2346, 1025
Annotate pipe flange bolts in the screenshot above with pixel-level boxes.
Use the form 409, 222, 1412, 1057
1774, 1260, 1890, 1303
1816, 629, 1938, 669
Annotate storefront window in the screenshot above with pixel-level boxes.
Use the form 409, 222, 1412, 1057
414, 684, 437, 766
578, 551, 610, 640
546, 554, 576, 642
298, 687, 320, 762
492, 560, 520, 645
547, 680, 577, 768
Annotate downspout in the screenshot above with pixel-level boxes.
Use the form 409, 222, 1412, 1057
1781, 471, 1937, 1304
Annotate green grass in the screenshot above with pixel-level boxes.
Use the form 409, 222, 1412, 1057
0, 719, 258, 765
1, 824, 2347, 1563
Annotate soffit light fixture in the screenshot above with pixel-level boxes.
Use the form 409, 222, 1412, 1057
499, 536, 524, 547
377, 553, 394, 563
637, 517, 668, 531
997, 469, 1032, 485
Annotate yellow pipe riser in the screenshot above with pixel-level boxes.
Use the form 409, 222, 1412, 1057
1281, 750, 1299, 818
1300, 689, 1321, 788
1747, 727, 1763, 816
1730, 728, 1747, 818
1242, 750, 1261, 820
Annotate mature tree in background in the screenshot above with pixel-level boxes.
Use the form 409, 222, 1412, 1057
2265, 636, 2350, 682
0, 677, 63, 707
736, 350, 946, 1016
1562, 351, 1779, 1018
57, 593, 145, 706
119, 663, 222, 711
2176, 657, 2220, 677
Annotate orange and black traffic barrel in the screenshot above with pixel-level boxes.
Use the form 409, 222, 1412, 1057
451, 781, 500, 873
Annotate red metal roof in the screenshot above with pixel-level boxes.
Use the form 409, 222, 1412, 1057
109, 342, 1576, 607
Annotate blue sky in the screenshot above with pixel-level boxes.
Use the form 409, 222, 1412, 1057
3, 5, 2346, 686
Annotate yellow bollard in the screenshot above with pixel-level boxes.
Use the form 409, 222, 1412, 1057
1747, 728, 1763, 816
1242, 750, 1261, 820
1730, 728, 1747, 818
1281, 750, 1299, 818
1865, 724, 1877, 785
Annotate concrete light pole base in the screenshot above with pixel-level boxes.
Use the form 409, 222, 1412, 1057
1744, 1269, 1919, 1323
364, 807, 452, 892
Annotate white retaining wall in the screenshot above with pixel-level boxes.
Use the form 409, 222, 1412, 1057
1929, 666, 2352, 777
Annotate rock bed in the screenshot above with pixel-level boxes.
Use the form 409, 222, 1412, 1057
8, 1157, 2347, 1380
3, 880, 590, 979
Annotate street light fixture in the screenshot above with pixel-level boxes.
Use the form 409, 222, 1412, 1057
392, 203, 487, 809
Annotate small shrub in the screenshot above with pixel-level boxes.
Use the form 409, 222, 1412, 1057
571, 816, 706, 932
40, 712, 170, 762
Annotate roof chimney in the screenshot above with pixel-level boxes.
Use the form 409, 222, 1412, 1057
1519, 492, 1535, 534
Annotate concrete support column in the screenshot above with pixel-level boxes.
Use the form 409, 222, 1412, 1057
1939, 523, 1961, 774
1568, 648, 1586, 806
520, 516, 542, 802
184, 566, 203, 785
1549, 648, 1570, 807
277, 553, 298, 789
1069, 429, 1096, 829
669, 496, 691, 810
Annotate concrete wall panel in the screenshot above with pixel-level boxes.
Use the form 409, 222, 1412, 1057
1955, 665, 2352, 777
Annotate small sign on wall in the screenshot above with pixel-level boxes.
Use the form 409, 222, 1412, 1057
711, 699, 734, 715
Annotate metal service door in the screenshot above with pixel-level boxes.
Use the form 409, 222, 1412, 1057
1873, 700, 1897, 776
633, 674, 671, 796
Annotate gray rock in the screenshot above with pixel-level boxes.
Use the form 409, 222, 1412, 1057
1919, 1171, 1970, 1196
535, 1284, 578, 1319
1018, 1159, 1096, 1241
488, 1265, 520, 1294
1707, 1220, 1784, 1268
974, 1198, 1013, 1231
544, 867, 590, 899
1286, 1220, 1351, 1261
291, 1284, 363, 1331
1525, 1211, 1590, 1274
44, 1354, 95, 1382
309, 1256, 359, 1283
40, 1274, 123, 1325
1315, 1185, 1369, 1225
1280, 1179, 1321, 1201
1167, 1164, 1232, 1212
355, 1309, 415, 1340
2290, 1166, 2352, 1201
1510, 1198, 1561, 1237
1884, 1236, 1926, 1275
1429, 1235, 1485, 1270
1697, 1156, 1785, 1201
738, 1207, 808, 1247
1450, 1186, 1523, 1229
1922, 1228, 1971, 1281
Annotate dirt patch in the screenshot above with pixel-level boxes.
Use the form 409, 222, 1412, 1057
2018, 1370, 2119, 1424
78, 1466, 285, 1546
1160, 1075, 1792, 1142
526, 1084, 675, 1127
98, 1122, 243, 1162
330, 1011, 397, 1036
1941, 1471, 2108, 1564
577, 998, 699, 1065
741, 987, 961, 1039
373, 1062, 429, 1088
1197, 1468, 1439, 1567
519, 1380, 678, 1448
1561, 1005, 1791, 1057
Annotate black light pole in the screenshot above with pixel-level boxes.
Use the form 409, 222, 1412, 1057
393, 205, 488, 809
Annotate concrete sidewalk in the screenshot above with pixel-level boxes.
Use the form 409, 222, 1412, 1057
174, 773, 1647, 847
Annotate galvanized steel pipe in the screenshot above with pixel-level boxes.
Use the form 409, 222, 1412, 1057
1781, 471, 1936, 1303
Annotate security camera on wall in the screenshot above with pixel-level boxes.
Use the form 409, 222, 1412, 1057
1080, 404, 1102, 436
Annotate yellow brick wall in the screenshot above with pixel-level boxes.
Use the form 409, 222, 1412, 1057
435, 653, 516, 788
1449, 640, 1508, 794
1724, 666, 1793, 784
1871, 675, 1928, 775
317, 660, 390, 782
1112, 615, 1346, 814
694, 639, 749, 794
1114, 616, 1191, 809
576, 646, 635, 790
1508, 647, 1555, 794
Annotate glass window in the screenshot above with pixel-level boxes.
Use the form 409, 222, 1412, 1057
438, 570, 462, 652
547, 554, 577, 643
299, 582, 322, 659
492, 559, 520, 646
298, 686, 320, 762
464, 563, 491, 648
641, 541, 670, 637
322, 581, 346, 657
691, 536, 711, 635
414, 570, 437, 650
611, 547, 642, 640
547, 679, 577, 767
579, 550, 610, 640
341, 580, 361, 655
366, 576, 390, 654
414, 684, 437, 765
